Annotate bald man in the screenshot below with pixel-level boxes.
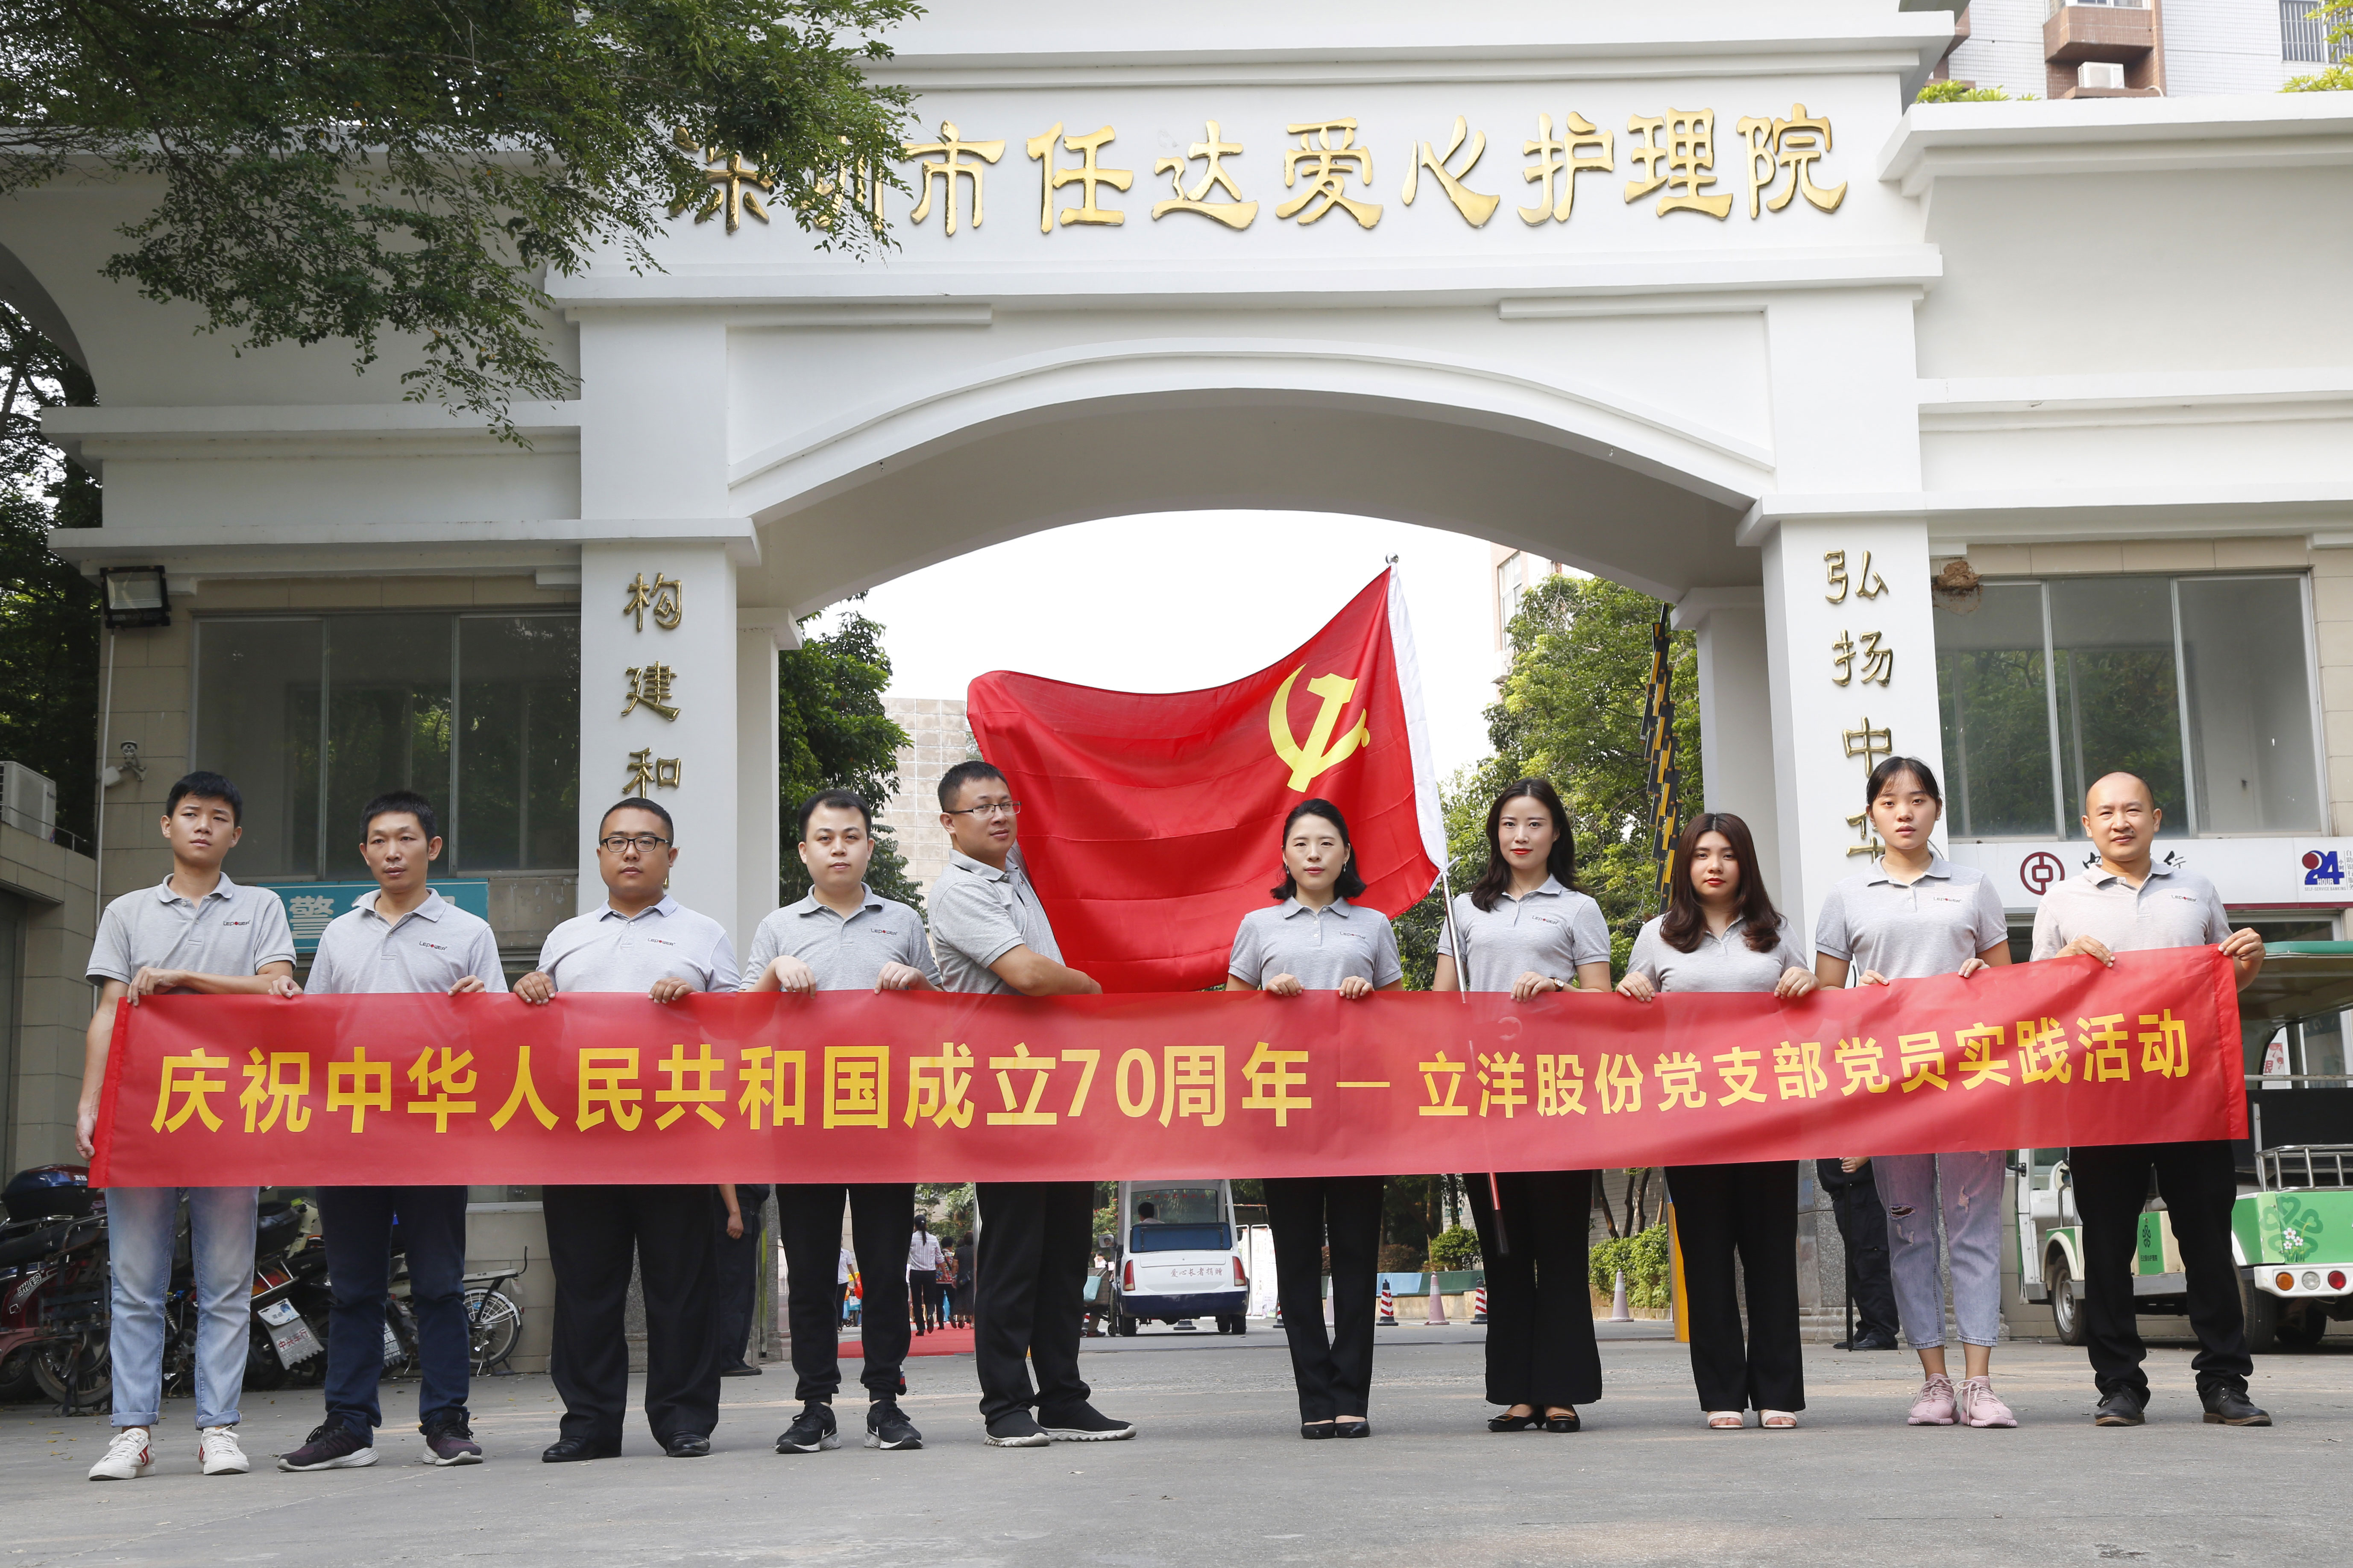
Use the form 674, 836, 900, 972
2031, 771, 2268, 1428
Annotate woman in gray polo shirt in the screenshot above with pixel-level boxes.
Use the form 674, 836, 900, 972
1433, 777, 1611, 1434
1226, 799, 1403, 1439
1618, 812, 1816, 1430
1813, 757, 2016, 1430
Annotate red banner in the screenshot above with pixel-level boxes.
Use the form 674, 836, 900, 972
967, 569, 1442, 992
91, 948, 2243, 1187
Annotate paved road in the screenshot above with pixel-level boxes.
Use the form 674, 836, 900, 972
5, 1327, 2347, 1566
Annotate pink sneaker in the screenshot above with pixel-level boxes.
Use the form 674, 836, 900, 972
1958, 1377, 2016, 1427
1907, 1375, 1957, 1425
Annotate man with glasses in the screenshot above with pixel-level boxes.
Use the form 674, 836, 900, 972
516, 798, 739, 1460
926, 761, 1134, 1448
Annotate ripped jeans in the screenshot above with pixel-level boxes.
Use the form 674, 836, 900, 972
1872, 1151, 2004, 1350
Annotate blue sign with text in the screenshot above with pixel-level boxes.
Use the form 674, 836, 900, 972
250, 880, 493, 953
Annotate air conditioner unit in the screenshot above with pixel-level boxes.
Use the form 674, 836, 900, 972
2078, 61, 2127, 89
0, 761, 58, 840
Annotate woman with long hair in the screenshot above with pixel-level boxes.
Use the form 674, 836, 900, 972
1432, 777, 1610, 1433
1228, 798, 1404, 1439
1617, 812, 1817, 1429
1815, 756, 2015, 1428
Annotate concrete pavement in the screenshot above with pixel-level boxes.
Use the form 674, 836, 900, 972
4, 1326, 2347, 1566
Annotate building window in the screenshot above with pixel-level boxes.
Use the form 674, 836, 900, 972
191, 612, 579, 878
1935, 575, 2321, 840
2282, 0, 2351, 62
1496, 552, 1530, 645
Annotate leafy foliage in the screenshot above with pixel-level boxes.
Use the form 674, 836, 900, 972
1913, 80, 2031, 103
2284, 0, 2352, 88
775, 603, 923, 913
1426, 1223, 1480, 1271
1588, 1222, 1671, 1309
0, 304, 100, 842
2283, 63, 2353, 89
0, 0, 918, 436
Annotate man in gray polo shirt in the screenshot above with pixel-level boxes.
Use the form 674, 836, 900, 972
744, 787, 935, 1457
277, 790, 504, 1474
926, 761, 1132, 1448
79, 771, 296, 1482
2033, 770, 2268, 1428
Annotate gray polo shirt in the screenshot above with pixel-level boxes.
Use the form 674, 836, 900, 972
2031, 862, 2231, 961
87, 873, 296, 987
740, 885, 941, 991
306, 889, 507, 996
1814, 854, 2007, 981
928, 848, 1062, 995
535, 895, 739, 994
1626, 914, 1808, 994
1434, 879, 1610, 993
1228, 898, 1404, 990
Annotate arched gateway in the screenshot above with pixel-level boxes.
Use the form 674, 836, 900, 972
9, 2, 2353, 1063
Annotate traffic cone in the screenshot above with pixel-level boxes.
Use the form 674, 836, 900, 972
1272, 1298, 1283, 1327
1424, 1274, 1448, 1325
1377, 1281, 1398, 1326
1471, 1286, 1488, 1323
1611, 1269, 1632, 1322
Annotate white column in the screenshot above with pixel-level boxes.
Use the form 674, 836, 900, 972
1674, 589, 1782, 903
735, 614, 788, 948
577, 541, 741, 929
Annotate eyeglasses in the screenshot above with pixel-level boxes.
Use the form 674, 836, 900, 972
598, 834, 671, 854
944, 801, 1021, 820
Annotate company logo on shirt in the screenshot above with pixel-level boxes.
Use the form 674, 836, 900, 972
417, 940, 449, 951
647, 936, 676, 946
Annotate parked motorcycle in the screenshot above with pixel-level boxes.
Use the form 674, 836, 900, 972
0, 1165, 111, 1412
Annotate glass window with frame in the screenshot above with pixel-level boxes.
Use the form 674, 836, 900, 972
191, 611, 579, 878
1935, 574, 2320, 840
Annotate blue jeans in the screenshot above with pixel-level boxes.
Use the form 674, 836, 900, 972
319, 1186, 471, 1436
106, 1186, 257, 1429
1874, 1151, 2005, 1350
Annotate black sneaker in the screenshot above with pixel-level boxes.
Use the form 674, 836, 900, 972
983, 1411, 1051, 1448
776, 1401, 840, 1454
2202, 1386, 2273, 1426
1039, 1403, 1136, 1442
865, 1399, 923, 1451
2093, 1390, 2147, 1427
420, 1411, 484, 1466
277, 1422, 378, 1472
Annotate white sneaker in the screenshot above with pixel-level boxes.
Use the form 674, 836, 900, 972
199, 1426, 251, 1474
88, 1427, 154, 1481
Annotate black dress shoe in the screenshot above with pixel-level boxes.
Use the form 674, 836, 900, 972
1851, 1333, 1901, 1351
541, 1435, 620, 1463
1541, 1410, 1582, 1433
663, 1432, 712, 1457
1487, 1412, 1538, 1432
2202, 1387, 2272, 1426
1299, 1421, 1336, 1439
1333, 1419, 1371, 1439
2093, 1390, 2147, 1427
719, 1362, 762, 1378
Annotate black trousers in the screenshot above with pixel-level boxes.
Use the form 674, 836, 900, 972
1465, 1170, 1603, 1409
1265, 1175, 1385, 1422
2072, 1140, 2253, 1398
713, 1184, 771, 1371
777, 1182, 912, 1403
1668, 1162, 1804, 1413
910, 1270, 940, 1334
1817, 1160, 1900, 1342
542, 1185, 722, 1446
973, 1181, 1094, 1424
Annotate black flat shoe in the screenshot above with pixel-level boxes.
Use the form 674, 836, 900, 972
1299, 1421, 1336, 1440
1541, 1410, 1582, 1433
2094, 1390, 2147, 1427
1487, 1413, 1538, 1432
663, 1432, 712, 1457
1333, 1419, 1371, 1439
541, 1435, 620, 1463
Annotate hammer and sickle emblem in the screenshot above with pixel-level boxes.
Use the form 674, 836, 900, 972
1269, 667, 1371, 793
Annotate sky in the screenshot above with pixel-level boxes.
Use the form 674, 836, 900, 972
813, 511, 1507, 783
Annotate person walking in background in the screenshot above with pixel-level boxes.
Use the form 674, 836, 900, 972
937, 1235, 959, 1329
2033, 771, 2271, 1428
1816, 1158, 1901, 1352
517, 798, 737, 1462
79, 772, 295, 1482
1433, 778, 1609, 1436
909, 1217, 944, 1336
746, 788, 934, 1455
278, 790, 503, 1473
715, 1184, 774, 1378
1229, 798, 1404, 1440
1618, 812, 1815, 1431
953, 1233, 977, 1328
1815, 758, 2017, 1430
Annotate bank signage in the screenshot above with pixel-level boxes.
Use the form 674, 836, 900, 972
1948, 842, 2353, 914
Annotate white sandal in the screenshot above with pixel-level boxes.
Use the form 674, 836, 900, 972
1706, 1411, 1744, 1429
1760, 1410, 1798, 1429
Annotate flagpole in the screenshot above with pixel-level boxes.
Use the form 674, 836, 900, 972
1436, 852, 1507, 1258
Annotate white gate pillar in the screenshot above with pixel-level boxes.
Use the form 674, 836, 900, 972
1675, 589, 1782, 903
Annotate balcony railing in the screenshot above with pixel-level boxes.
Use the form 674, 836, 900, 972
2282, 0, 2350, 62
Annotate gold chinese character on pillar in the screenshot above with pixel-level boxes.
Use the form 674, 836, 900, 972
624, 572, 682, 632
1625, 110, 1732, 219
623, 664, 681, 721
1735, 105, 1849, 219
1843, 717, 1892, 771
905, 121, 1007, 235
1519, 112, 1614, 224
626, 749, 683, 793
1152, 121, 1257, 230
1025, 123, 1132, 231
1401, 116, 1500, 227
671, 130, 773, 234
1278, 119, 1381, 228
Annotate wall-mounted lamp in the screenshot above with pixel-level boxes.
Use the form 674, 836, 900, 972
99, 565, 170, 629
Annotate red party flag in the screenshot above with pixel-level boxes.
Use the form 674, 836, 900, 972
965, 569, 1444, 992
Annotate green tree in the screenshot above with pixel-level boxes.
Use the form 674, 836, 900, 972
0, 0, 917, 438
1912, 80, 2033, 103
0, 304, 100, 843
775, 603, 923, 913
